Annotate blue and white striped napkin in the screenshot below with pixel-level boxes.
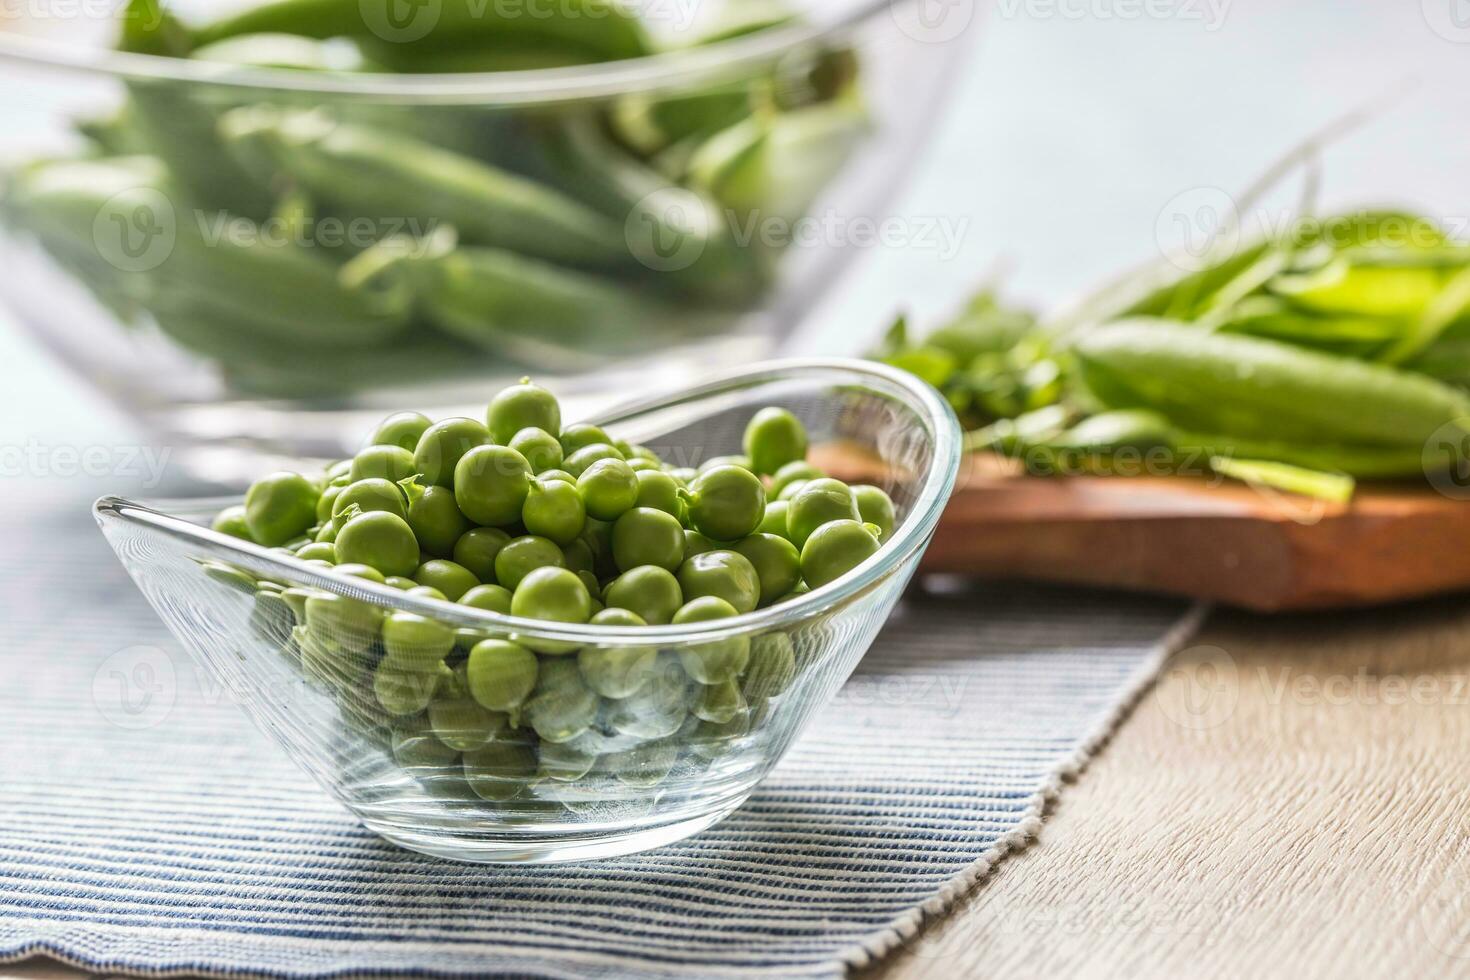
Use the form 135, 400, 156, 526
0, 491, 1199, 978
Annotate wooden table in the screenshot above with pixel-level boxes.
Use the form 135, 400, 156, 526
11, 600, 1470, 979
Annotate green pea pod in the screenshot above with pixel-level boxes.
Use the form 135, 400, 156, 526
1172, 433, 1430, 479
117, 0, 194, 56
191, 0, 652, 64
686, 98, 868, 226
344, 230, 727, 368
189, 32, 373, 70
218, 106, 629, 267
528, 112, 767, 303
356, 37, 596, 73
1073, 319, 1470, 448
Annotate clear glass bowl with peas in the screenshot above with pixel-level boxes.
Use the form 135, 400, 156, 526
96, 359, 960, 862
0, 0, 967, 465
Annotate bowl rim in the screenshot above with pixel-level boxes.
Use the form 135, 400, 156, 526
95, 356, 961, 644
0, 0, 905, 105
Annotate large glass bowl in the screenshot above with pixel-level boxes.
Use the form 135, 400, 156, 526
94, 359, 961, 862
0, 2, 969, 467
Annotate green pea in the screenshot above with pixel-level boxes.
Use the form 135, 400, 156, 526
577, 458, 639, 521
494, 535, 566, 590
325, 459, 354, 482
428, 692, 506, 751
413, 417, 490, 487
785, 478, 861, 549
578, 610, 656, 697
314, 522, 338, 543
671, 596, 750, 683
558, 422, 610, 454
332, 478, 408, 522
211, 504, 253, 541
578, 517, 615, 575
296, 541, 337, 563
851, 484, 897, 542
314, 486, 343, 525
487, 379, 561, 445
406, 484, 469, 558
453, 444, 532, 527
603, 565, 683, 625
371, 411, 432, 452
606, 653, 691, 738
381, 610, 455, 670
466, 638, 539, 712
521, 477, 587, 545
244, 471, 318, 546
510, 566, 592, 624
385, 576, 417, 590
525, 658, 599, 743
392, 715, 461, 771
335, 510, 419, 578
731, 533, 801, 606
742, 406, 808, 476
676, 549, 760, 614
463, 739, 538, 802
350, 444, 417, 483
539, 468, 576, 485
459, 583, 512, 614
626, 457, 661, 473
203, 561, 256, 594
667, 466, 697, 486
413, 559, 480, 601
683, 529, 721, 562
374, 661, 452, 716
607, 738, 679, 787
564, 442, 624, 477
742, 632, 797, 700
538, 737, 599, 782
697, 454, 752, 474
508, 426, 564, 473
407, 585, 447, 602
694, 678, 746, 724
757, 500, 790, 538
611, 507, 685, 572
452, 527, 511, 582
799, 519, 882, 588
688, 711, 752, 762
769, 459, 824, 498
561, 537, 596, 574
686, 465, 765, 541
633, 468, 683, 516
777, 479, 810, 502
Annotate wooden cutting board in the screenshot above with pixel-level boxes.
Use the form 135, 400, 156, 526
813, 444, 1470, 612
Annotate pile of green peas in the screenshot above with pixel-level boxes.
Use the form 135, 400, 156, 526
209, 381, 897, 805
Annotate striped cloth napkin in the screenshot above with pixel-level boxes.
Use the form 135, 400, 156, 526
0, 490, 1199, 978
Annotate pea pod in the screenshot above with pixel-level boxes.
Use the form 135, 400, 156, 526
219, 106, 630, 267
344, 231, 726, 367
1073, 318, 1470, 447
527, 112, 766, 303
687, 98, 868, 226
190, 0, 652, 64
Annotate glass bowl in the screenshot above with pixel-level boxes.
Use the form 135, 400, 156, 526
94, 359, 961, 862
0, 2, 969, 467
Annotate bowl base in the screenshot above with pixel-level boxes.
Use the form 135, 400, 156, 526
361, 800, 745, 864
